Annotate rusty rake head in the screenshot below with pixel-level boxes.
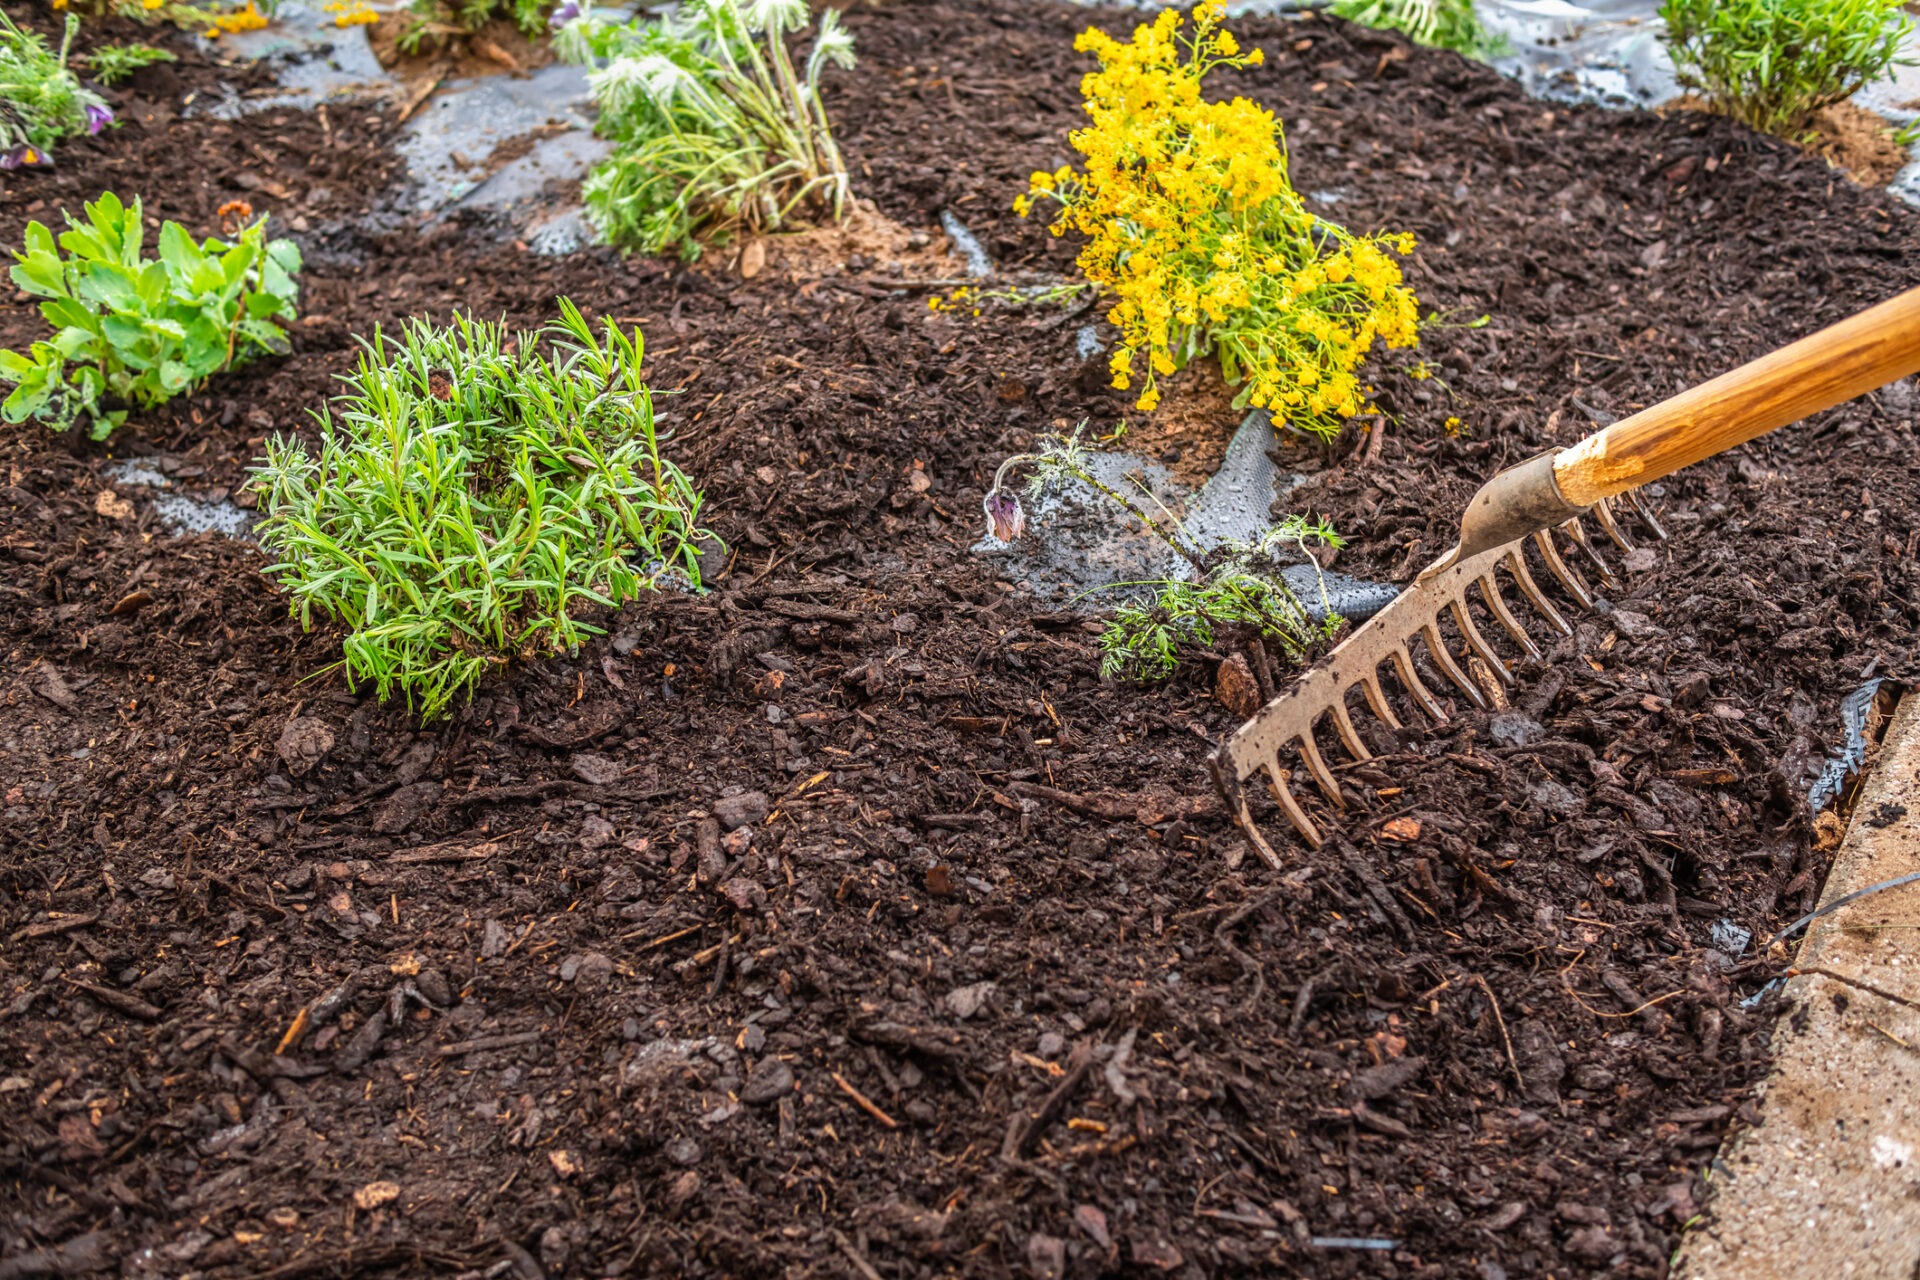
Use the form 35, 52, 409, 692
1208, 488, 1665, 869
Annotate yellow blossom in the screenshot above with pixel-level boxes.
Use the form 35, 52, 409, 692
1015, 4, 1421, 434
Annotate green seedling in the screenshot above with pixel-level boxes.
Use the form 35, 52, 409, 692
85, 42, 177, 86
1662, 0, 1913, 139
251, 302, 711, 722
984, 427, 1343, 682
1, 192, 301, 439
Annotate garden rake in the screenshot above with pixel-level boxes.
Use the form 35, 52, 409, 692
1211, 284, 1920, 869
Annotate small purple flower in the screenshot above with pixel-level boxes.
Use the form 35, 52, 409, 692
84, 104, 114, 135
0, 145, 38, 170
549, 0, 580, 27
982, 489, 1025, 543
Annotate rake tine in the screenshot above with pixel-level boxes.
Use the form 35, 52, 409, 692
1449, 596, 1512, 685
1589, 497, 1637, 555
1390, 644, 1449, 723
1420, 620, 1487, 709
1561, 517, 1620, 588
1477, 572, 1541, 660
1296, 730, 1345, 807
1330, 697, 1373, 762
1622, 488, 1668, 541
1264, 762, 1322, 849
1532, 529, 1595, 611
1504, 548, 1572, 637
1361, 671, 1404, 732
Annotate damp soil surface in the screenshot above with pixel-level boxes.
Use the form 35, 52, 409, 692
4, 4, 1919, 1278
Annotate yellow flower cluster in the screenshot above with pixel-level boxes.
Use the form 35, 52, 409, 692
1019, 3, 1420, 431
321, 0, 379, 26
204, 1, 268, 35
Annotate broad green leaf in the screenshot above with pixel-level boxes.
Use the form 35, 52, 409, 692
0, 349, 34, 381
157, 221, 207, 286
40, 298, 98, 334
21, 221, 54, 257
53, 327, 100, 359
76, 265, 139, 312
157, 360, 191, 393
10, 253, 70, 299
3, 379, 52, 424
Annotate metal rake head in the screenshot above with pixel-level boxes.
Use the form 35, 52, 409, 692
1208, 490, 1666, 869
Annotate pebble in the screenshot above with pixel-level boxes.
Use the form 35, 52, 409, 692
740, 1056, 795, 1104
712, 791, 770, 831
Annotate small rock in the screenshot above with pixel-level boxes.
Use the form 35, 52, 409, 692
392, 740, 437, 786
1073, 1204, 1112, 1249
1623, 547, 1658, 573
276, 718, 335, 777
665, 1136, 705, 1166
1214, 652, 1260, 719
1488, 710, 1545, 748
571, 753, 622, 786
480, 918, 510, 958
721, 827, 752, 856
563, 952, 614, 990
1562, 1225, 1618, 1264
414, 967, 452, 1007
722, 877, 766, 912
372, 783, 438, 835
28, 661, 75, 711
666, 1169, 701, 1208
95, 489, 135, 520
1351, 1055, 1425, 1100
1609, 609, 1662, 639
946, 981, 996, 1020
1026, 1232, 1066, 1280
1037, 1031, 1065, 1058
712, 791, 770, 831
1130, 1235, 1183, 1271
579, 814, 617, 849
740, 1056, 795, 1104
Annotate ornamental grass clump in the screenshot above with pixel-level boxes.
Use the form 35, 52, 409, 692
1019, 3, 1421, 435
0, 13, 112, 169
2, 193, 300, 438
1329, 0, 1505, 60
556, 0, 855, 258
1661, 0, 1912, 139
251, 302, 709, 722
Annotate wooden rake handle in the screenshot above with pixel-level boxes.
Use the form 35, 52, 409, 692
1554, 284, 1920, 504
1438, 285, 1920, 575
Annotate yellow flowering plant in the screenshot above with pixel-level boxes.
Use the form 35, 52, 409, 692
1019, 3, 1422, 436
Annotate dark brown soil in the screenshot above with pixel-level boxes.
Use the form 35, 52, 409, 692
3, 4, 1918, 1278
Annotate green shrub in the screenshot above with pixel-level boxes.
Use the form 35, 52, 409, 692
251, 303, 710, 721
1, 192, 301, 439
1661, 0, 1912, 138
1330, 0, 1506, 60
0, 13, 112, 166
555, 0, 855, 258
85, 42, 177, 87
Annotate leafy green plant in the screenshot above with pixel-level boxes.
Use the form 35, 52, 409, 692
397, 0, 548, 56
84, 42, 177, 86
1661, 0, 1912, 138
1, 193, 301, 439
0, 12, 111, 167
1330, 0, 1507, 60
983, 429, 1342, 681
251, 303, 711, 721
555, 0, 855, 258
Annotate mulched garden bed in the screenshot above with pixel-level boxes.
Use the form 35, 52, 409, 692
4, 3, 1919, 1277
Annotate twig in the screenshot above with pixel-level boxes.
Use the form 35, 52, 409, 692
1560, 978, 1687, 1020
831, 1071, 899, 1129
1002, 1043, 1095, 1160
1214, 888, 1285, 1015
830, 1229, 883, 1280
436, 1030, 544, 1057
62, 977, 160, 1021
1472, 973, 1524, 1094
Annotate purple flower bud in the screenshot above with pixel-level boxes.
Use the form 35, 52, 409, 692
85, 104, 114, 135
0, 145, 36, 170
550, 1, 580, 27
982, 489, 1025, 543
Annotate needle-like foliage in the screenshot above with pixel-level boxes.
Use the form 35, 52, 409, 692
1662, 0, 1912, 139
555, 0, 855, 258
251, 302, 711, 722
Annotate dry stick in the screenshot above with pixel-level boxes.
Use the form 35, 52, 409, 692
1472, 974, 1525, 1094
437, 1030, 545, 1057
830, 1071, 899, 1129
1214, 887, 1286, 1015
830, 1229, 883, 1280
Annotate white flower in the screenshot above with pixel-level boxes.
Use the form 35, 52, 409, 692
591, 52, 692, 113
742, 0, 806, 34
807, 9, 856, 79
